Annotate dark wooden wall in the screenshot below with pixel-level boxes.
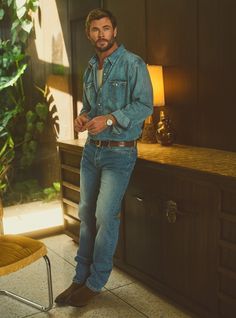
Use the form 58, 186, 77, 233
67, 0, 236, 152
103, 0, 236, 152
197, 0, 236, 151
146, 0, 198, 146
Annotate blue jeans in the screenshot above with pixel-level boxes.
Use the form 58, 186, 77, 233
73, 143, 137, 292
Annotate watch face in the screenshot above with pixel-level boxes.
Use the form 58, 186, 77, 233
106, 118, 113, 126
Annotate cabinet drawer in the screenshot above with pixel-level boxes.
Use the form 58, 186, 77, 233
220, 219, 236, 245
63, 202, 79, 220
219, 272, 236, 301
61, 168, 80, 186
62, 186, 80, 204
221, 189, 236, 216
60, 149, 81, 168
219, 245, 236, 272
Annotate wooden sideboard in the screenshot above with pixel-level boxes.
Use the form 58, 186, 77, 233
58, 139, 236, 318
57, 139, 84, 242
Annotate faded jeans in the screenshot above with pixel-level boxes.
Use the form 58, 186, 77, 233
73, 143, 137, 291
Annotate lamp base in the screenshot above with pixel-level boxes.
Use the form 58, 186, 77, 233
140, 122, 157, 144
156, 111, 175, 146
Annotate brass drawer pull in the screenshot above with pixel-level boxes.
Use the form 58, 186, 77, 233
166, 200, 179, 223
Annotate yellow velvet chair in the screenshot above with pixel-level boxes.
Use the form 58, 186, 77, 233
0, 233, 53, 311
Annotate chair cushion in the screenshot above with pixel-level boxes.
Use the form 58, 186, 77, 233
0, 235, 47, 276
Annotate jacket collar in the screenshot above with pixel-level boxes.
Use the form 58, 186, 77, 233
88, 44, 126, 68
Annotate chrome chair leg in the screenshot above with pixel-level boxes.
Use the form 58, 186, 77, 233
0, 255, 53, 312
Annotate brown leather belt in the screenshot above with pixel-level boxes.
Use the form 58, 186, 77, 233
89, 140, 137, 148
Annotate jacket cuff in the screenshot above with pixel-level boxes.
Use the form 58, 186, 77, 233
112, 110, 130, 129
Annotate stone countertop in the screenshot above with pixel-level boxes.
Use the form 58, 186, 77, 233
58, 138, 86, 148
138, 143, 236, 178
58, 139, 236, 179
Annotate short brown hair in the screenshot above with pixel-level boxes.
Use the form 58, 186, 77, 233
85, 8, 117, 34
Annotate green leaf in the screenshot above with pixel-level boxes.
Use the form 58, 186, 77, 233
0, 9, 5, 21
26, 110, 37, 123
29, 0, 39, 12
34, 84, 45, 96
16, 6, 26, 19
7, 0, 13, 6
0, 183, 6, 191
2, 109, 19, 128
11, 30, 17, 44
0, 136, 14, 160
43, 187, 54, 195
53, 182, 61, 192
0, 129, 7, 137
21, 19, 33, 33
26, 122, 34, 132
8, 136, 14, 148
18, 30, 28, 43
0, 63, 27, 91
36, 121, 45, 133
35, 103, 48, 120
11, 19, 20, 30
16, 0, 26, 9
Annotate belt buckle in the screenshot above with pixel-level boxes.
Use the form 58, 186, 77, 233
97, 140, 102, 147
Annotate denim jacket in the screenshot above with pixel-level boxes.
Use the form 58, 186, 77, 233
80, 44, 153, 141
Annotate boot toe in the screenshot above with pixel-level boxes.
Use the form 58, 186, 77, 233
55, 282, 83, 305
67, 285, 100, 307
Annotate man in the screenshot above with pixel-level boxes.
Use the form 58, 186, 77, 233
55, 8, 153, 307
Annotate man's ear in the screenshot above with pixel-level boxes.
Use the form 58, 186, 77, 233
114, 27, 117, 38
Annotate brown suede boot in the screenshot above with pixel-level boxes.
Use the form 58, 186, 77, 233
67, 285, 100, 307
55, 282, 84, 305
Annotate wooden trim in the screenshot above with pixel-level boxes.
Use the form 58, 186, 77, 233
61, 164, 80, 174
62, 198, 78, 208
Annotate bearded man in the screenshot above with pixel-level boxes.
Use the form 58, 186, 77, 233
55, 8, 153, 307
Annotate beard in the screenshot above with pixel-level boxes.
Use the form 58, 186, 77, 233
94, 36, 116, 52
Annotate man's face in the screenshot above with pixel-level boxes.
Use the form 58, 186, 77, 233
87, 17, 117, 52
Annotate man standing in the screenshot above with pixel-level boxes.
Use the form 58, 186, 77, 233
55, 8, 153, 307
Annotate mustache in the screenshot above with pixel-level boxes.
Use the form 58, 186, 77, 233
96, 39, 108, 43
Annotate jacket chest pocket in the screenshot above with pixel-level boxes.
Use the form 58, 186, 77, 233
109, 80, 127, 105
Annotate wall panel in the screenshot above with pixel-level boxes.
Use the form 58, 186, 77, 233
103, 0, 146, 59
199, 0, 236, 151
146, 0, 198, 145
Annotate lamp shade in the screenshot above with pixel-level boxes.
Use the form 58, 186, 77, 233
147, 65, 165, 106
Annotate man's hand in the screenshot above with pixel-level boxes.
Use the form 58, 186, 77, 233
86, 115, 117, 135
74, 113, 89, 132
86, 115, 108, 135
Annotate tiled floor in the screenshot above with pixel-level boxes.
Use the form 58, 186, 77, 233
0, 233, 195, 318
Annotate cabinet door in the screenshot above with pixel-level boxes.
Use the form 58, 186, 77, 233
124, 174, 152, 273
125, 161, 218, 315
124, 164, 168, 274
154, 173, 217, 313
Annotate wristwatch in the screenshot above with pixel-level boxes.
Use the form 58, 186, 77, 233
106, 116, 113, 127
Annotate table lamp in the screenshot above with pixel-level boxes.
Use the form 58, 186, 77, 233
140, 65, 165, 143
